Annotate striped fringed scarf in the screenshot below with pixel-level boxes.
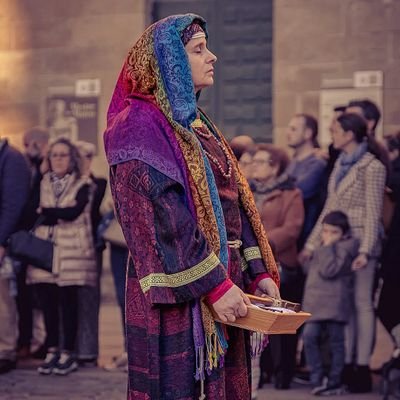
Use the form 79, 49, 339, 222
169, 110, 279, 376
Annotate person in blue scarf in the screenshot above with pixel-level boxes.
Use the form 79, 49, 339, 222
301, 112, 387, 393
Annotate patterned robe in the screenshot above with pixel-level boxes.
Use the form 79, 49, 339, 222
110, 108, 269, 400
105, 14, 279, 400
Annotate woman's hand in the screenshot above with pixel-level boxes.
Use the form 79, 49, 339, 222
210, 285, 251, 323
255, 278, 281, 299
313, 147, 329, 161
352, 253, 368, 270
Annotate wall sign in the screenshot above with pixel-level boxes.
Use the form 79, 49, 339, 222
46, 95, 99, 150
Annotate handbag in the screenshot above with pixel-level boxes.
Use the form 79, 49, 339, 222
102, 218, 126, 248
8, 216, 54, 273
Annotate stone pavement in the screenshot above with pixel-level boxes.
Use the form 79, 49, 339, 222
0, 261, 392, 399
0, 299, 127, 400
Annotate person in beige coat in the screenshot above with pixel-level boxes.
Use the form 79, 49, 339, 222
251, 143, 305, 390
26, 138, 96, 376
300, 113, 387, 393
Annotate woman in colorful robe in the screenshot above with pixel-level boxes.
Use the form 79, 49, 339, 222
104, 14, 280, 400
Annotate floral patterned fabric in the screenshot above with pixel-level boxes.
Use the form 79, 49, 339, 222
111, 129, 267, 399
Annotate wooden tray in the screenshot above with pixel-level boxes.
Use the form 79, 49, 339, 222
213, 295, 311, 334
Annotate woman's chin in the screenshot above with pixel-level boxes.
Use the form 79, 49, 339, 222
195, 81, 214, 92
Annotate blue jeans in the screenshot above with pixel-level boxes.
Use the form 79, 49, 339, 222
303, 321, 345, 387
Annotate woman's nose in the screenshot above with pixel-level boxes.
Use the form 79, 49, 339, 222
207, 49, 217, 63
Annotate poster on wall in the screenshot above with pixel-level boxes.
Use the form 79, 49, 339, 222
46, 96, 98, 150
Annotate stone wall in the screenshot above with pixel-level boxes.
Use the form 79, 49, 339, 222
3, 1, 399, 158
0, 0, 147, 174
273, 0, 400, 145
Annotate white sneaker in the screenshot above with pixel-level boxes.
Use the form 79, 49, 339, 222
37, 352, 59, 375
311, 377, 328, 395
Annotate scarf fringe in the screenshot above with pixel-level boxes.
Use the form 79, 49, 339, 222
204, 326, 228, 373
194, 346, 205, 381
194, 324, 228, 379
250, 333, 269, 358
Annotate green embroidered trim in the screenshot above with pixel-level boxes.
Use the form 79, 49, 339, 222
243, 246, 262, 262
140, 252, 220, 293
240, 257, 248, 272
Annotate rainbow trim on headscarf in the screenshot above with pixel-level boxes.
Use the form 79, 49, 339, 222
105, 13, 279, 380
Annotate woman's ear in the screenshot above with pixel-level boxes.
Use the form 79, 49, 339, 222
344, 129, 356, 142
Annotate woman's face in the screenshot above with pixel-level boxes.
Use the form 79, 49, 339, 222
252, 150, 278, 182
49, 143, 71, 177
331, 120, 354, 150
185, 37, 217, 92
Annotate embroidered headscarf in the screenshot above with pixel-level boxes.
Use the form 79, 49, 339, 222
104, 13, 279, 378
181, 22, 206, 46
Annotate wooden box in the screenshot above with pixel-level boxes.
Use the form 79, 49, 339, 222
213, 295, 311, 335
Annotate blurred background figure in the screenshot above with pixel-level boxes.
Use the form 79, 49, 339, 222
0, 137, 30, 374
231, 135, 256, 186
23, 127, 50, 213
26, 138, 97, 376
75, 141, 107, 367
302, 211, 358, 396
251, 143, 304, 390
346, 99, 390, 174
17, 127, 50, 360
238, 150, 255, 182
346, 99, 381, 138
378, 132, 400, 361
230, 134, 254, 161
301, 113, 387, 393
285, 114, 326, 250
325, 106, 346, 177
316, 106, 347, 214
99, 208, 129, 372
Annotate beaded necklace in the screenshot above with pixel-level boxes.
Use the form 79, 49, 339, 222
191, 118, 233, 179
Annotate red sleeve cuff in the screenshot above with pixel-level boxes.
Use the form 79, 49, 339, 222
248, 273, 271, 294
205, 279, 234, 305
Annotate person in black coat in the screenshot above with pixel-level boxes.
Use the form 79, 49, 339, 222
0, 138, 30, 374
378, 133, 400, 347
17, 127, 49, 359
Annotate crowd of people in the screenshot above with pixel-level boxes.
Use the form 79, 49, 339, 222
0, 12, 399, 400
0, 129, 128, 376
232, 101, 400, 397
